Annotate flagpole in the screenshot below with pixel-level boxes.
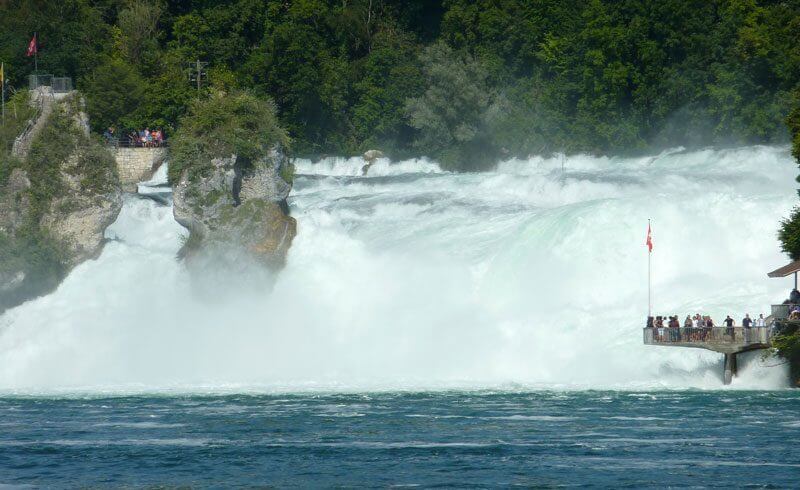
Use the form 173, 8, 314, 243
648, 218, 652, 318
34, 33, 38, 72
1, 63, 5, 126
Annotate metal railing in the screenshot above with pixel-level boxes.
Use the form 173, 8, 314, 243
28, 74, 73, 93
770, 304, 800, 320
643, 326, 772, 345
52, 77, 72, 92
104, 136, 168, 149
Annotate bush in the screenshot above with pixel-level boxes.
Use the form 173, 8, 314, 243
0, 90, 35, 157
168, 90, 289, 184
82, 58, 146, 133
404, 42, 505, 171
770, 324, 800, 386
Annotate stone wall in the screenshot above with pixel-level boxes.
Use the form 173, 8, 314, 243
115, 148, 167, 192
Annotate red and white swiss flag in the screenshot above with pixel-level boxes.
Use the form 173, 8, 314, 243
26, 34, 37, 57
646, 222, 653, 253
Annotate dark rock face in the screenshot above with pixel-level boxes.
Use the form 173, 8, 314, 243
172, 145, 296, 272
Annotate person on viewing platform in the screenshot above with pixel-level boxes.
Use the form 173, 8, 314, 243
742, 314, 752, 328
646, 316, 654, 328
756, 314, 766, 327
103, 126, 115, 143
684, 315, 692, 328
668, 316, 680, 341
791, 289, 800, 304
724, 315, 735, 339
705, 316, 714, 328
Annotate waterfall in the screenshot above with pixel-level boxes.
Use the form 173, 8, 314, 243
0, 146, 794, 392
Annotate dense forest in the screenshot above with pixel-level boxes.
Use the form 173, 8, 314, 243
1, 0, 800, 170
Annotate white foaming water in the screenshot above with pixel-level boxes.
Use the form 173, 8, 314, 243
0, 146, 795, 392
294, 156, 441, 176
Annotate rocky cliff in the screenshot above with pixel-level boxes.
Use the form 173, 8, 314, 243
0, 91, 122, 311
172, 146, 296, 272
166, 90, 296, 282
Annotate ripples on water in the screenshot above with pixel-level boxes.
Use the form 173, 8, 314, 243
1, 391, 798, 486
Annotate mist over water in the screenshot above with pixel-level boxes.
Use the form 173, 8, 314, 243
0, 146, 795, 392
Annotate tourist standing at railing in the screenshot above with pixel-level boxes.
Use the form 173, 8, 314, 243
723, 315, 735, 340
742, 314, 752, 342
756, 314, 766, 327
669, 316, 680, 341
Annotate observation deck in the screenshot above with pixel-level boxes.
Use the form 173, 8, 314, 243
643, 326, 773, 385
642, 259, 800, 385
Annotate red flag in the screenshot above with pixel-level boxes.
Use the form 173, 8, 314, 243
646, 222, 653, 253
26, 34, 37, 57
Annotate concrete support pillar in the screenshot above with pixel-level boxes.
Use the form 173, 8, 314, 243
723, 353, 738, 385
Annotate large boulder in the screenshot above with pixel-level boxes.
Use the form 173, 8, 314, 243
173, 145, 296, 271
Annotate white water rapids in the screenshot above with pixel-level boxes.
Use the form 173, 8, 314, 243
0, 146, 796, 392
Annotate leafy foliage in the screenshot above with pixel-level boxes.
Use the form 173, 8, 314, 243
0, 91, 35, 159
779, 207, 800, 260
1, 0, 799, 164
168, 90, 289, 184
405, 42, 504, 170
82, 58, 146, 133
770, 323, 800, 386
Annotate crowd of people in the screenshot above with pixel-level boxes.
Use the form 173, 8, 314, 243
646, 313, 768, 342
102, 127, 166, 147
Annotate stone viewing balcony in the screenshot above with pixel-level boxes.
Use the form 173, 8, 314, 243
643, 326, 773, 384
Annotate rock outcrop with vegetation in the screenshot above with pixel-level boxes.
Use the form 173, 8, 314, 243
0, 91, 121, 312
169, 91, 296, 272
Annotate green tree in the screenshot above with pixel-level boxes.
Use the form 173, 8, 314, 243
82, 58, 145, 133
117, 0, 164, 69
405, 41, 505, 170
350, 29, 423, 153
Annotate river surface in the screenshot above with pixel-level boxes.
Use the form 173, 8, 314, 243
0, 147, 798, 485
1, 391, 798, 487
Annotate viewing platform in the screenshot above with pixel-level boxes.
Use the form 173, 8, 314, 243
643, 326, 773, 384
